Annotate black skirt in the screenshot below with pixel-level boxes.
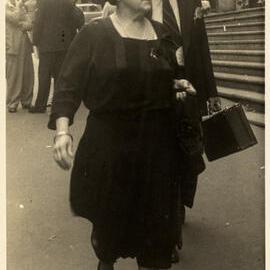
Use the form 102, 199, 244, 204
70, 108, 182, 268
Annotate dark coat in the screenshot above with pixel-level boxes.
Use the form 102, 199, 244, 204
158, 0, 213, 207
177, 0, 218, 115
33, 0, 85, 53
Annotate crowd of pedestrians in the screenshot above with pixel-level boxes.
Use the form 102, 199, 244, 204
6, 0, 36, 113
5, 0, 84, 113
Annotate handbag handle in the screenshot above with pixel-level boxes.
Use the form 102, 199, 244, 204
203, 103, 239, 122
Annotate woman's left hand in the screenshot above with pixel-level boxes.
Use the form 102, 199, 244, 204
174, 79, 196, 101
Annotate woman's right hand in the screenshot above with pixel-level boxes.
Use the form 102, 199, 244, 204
53, 134, 74, 170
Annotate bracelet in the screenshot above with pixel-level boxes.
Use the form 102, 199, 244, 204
54, 131, 73, 144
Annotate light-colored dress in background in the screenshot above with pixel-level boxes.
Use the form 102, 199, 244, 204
6, 0, 35, 111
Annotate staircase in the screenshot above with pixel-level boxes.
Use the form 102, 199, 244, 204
205, 7, 265, 127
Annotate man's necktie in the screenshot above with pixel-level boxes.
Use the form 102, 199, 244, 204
162, 0, 182, 46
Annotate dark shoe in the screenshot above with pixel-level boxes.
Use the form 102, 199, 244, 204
171, 246, 180, 264
22, 104, 31, 110
28, 106, 46, 113
8, 107, 17, 113
97, 261, 114, 270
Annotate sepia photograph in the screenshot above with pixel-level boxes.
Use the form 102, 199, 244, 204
2, 0, 268, 269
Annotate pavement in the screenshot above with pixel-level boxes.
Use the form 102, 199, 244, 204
6, 104, 265, 270
5, 55, 266, 270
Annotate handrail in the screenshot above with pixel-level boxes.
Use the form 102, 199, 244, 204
76, 3, 102, 12
76, 3, 100, 7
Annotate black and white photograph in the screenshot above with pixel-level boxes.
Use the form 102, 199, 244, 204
1, 0, 269, 269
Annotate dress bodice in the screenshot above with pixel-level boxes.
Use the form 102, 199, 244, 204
48, 18, 180, 129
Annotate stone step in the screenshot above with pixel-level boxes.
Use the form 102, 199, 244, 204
205, 7, 264, 21
206, 22, 264, 33
219, 98, 264, 127
207, 30, 264, 41
245, 111, 264, 127
214, 72, 265, 93
210, 50, 265, 62
212, 60, 264, 77
205, 13, 265, 26
218, 86, 264, 105
209, 39, 264, 50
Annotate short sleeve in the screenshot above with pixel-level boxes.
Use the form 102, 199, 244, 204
48, 23, 96, 130
160, 33, 185, 79
151, 20, 185, 79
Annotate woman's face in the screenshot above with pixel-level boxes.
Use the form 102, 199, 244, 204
120, 0, 151, 15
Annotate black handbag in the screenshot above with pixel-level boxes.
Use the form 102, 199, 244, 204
202, 103, 258, 161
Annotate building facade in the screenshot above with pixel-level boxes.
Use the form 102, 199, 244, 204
209, 0, 264, 12
205, 0, 265, 126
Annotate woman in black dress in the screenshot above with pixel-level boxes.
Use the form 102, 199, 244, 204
48, 0, 195, 269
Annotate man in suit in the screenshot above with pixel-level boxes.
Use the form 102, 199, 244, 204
29, 0, 85, 113
152, 0, 221, 115
152, 0, 221, 262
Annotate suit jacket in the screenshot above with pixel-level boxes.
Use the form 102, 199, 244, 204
153, 0, 218, 115
179, 0, 218, 114
33, 0, 85, 53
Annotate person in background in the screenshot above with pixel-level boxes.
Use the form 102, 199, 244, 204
151, 0, 222, 263
29, 0, 84, 113
6, 0, 34, 113
152, 0, 220, 118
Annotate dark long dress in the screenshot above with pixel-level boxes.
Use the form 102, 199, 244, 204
48, 18, 182, 269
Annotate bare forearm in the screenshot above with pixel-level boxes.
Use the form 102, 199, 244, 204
56, 117, 70, 133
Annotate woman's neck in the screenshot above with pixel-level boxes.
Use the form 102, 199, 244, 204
111, 5, 156, 40
115, 4, 145, 26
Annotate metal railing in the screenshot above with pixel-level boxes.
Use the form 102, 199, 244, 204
76, 3, 102, 22
76, 3, 102, 12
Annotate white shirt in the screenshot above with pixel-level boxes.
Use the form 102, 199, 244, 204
151, 0, 181, 32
